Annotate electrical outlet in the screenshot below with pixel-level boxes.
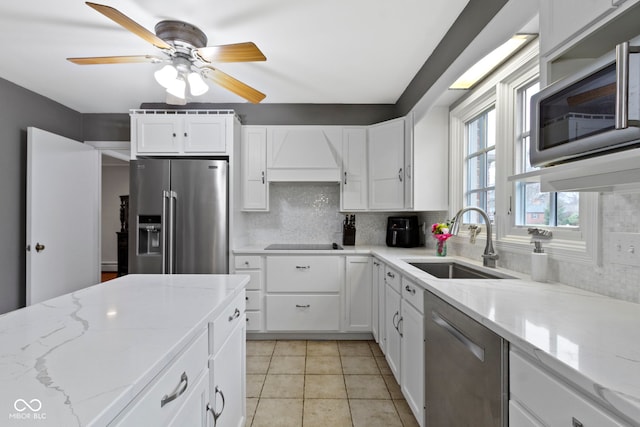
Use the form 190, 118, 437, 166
610, 232, 640, 266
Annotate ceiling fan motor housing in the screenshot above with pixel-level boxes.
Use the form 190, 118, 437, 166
154, 20, 208, 49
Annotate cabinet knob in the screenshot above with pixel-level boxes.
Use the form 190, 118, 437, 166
35, 243, 46, 253
184, 132, 188, 137
404, 285, 416, 295
172, 133, 176, 137
387, 272, 395, 279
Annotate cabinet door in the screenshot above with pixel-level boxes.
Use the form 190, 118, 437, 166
341, 128, 368, 210
376, 260, 386, 353
345, 256, 372, 332
384, 284, 401, 382
210, 321, 246, 427
183, 115, 226, 153
400, 301, 424, 427
241, 127, 268, 210
136, 115, 181, 153
368, 118, 405, 210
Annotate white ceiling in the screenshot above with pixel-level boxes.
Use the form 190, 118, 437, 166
0, 0, 470, 113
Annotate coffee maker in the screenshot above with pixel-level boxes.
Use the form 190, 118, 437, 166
386, 216, 420, 247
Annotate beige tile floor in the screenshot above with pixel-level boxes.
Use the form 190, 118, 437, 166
246, 340, 420, 427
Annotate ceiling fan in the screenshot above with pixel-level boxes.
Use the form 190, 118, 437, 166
68, 2, 267, 104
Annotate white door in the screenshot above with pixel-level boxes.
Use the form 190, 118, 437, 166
26, 127, 101, 305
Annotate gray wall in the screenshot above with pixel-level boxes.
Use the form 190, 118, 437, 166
0, 78, 83, 314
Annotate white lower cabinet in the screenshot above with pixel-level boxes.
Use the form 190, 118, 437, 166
385, 282, 402, 382
510, 349, 627, 427
264, 255, 343, 332
400, 278, 424, 426
345, 256, 372, 332
208, 292, 246, 427
209, 317, 245, 427
234, 256, 263, 332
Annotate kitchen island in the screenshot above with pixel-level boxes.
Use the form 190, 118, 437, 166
0, 274, 248, 427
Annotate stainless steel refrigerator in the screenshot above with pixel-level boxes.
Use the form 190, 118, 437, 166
129, 159, 228, 274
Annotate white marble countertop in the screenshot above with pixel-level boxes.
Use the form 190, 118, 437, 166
0, 274, 248, 427
235, 245, 640, 425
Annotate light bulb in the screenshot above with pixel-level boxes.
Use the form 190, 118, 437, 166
166, 76, 186, 99
188, 72, 209, 96
154, 65, 178, 89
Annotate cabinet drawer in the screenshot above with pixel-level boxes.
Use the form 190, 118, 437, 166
246, 311, 263, 331
235, 255, 261, 269
384, 266, 401, 293
111, 331, 208, 426
266, 256, 341, 292
401, 277, 424, 314
510, 350, 626, 427
245, 290, 261, 311
266, 295, 340, 331
210, 292, 246, 356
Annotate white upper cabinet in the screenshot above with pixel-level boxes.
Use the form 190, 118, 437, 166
131, 110, 234, 157
368, 118, 405, 210
241, 127, 268, 211
341, 128, 368, 211
266, 127, 341, 182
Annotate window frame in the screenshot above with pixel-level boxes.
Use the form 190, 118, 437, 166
449, 40, 600, 265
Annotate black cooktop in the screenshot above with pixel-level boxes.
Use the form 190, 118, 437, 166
264, 243, 343, 250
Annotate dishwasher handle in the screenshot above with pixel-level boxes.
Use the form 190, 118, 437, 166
432, 311, 485, 362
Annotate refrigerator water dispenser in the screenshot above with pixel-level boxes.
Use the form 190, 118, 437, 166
137, 215, 161, 255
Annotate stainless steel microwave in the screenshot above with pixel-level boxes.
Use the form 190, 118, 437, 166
530, 42, 640, 168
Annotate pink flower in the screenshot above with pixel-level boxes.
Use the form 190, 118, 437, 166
433, 233, 452, 242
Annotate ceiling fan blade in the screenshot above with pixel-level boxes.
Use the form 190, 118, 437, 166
67, 55, 165, 65
196, 42, 266, 63
202, 66, 266, 104
85, 2, 173, 51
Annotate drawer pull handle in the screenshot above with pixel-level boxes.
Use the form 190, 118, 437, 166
228, 308, 241, 322
404, 285, 416, 295
387, 272, 395, 278
295, 265, 310, 270
572, 418, 584, 427
295, 304, 311, 308
207, 386, 226, 425
244, 261, 250, 266
160, 372, 188, 407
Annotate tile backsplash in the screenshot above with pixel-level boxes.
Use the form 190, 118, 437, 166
449, 191, 640, 304
241, 183, 443, 247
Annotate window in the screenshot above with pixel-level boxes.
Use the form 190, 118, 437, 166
514, 81, 580, 228
465, 107, 496, 224
449, 39, 600, 265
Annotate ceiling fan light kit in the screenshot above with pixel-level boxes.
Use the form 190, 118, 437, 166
68, 2, 267, 104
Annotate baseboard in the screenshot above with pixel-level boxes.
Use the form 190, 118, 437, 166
101, 262, 117, 272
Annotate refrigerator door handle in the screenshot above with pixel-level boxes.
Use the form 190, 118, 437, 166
162, 191, 170, 274
168, 191, 178, 274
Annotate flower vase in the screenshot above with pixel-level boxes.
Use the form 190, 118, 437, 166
436, 240, 447, 257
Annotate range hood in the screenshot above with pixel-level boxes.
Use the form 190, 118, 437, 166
266, 127, 341, 182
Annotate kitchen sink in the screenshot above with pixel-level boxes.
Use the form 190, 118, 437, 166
408, 262, 516, 279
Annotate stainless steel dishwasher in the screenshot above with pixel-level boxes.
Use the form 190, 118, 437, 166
425, 291, 508, 426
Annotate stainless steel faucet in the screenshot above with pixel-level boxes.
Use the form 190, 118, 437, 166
450, 207, 499, 268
